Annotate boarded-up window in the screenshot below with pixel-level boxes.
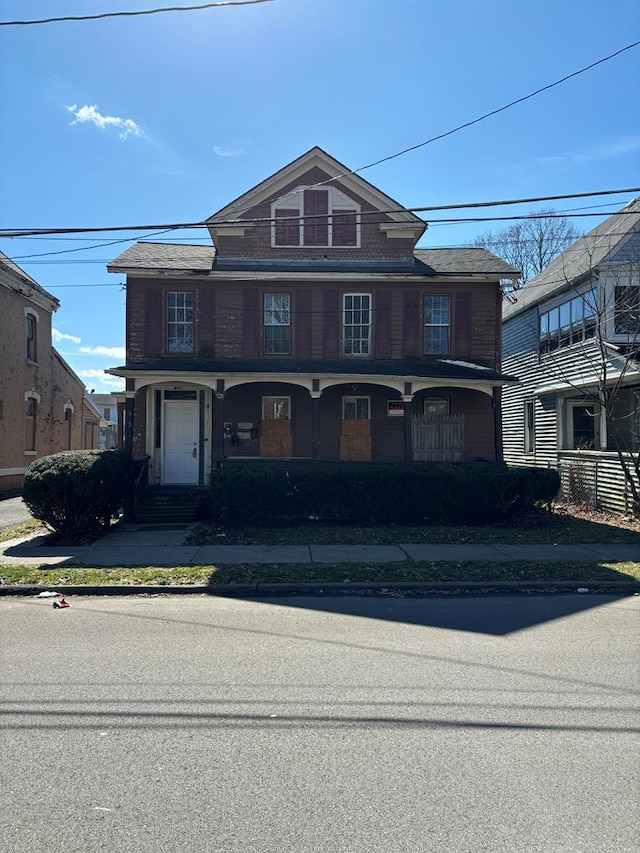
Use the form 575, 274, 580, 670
303, 189, 329, 246
332, 209, 357, 246
274, 209, 300, 247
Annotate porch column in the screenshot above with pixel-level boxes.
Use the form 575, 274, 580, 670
402, 395, 413, 462
213, 393, 225, 468
124, 392, 135, 457
311, 392, 321, 459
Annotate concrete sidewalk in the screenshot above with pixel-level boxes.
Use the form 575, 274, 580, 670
2, 523, 640, 567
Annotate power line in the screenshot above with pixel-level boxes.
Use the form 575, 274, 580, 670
229, 42, 640, 218
2, 187, 638, 240
0, 0, 277, 27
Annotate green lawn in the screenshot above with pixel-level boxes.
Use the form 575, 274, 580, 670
1, 560, 639, 588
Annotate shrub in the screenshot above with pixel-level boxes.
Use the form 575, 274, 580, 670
23, 450, 132, 542
208, 463, 561, 528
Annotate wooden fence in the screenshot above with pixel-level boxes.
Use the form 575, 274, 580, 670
412, 414, 465, 462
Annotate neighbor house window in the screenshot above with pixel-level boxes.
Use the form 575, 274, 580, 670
262, 396, 290, 420
272, 187, 359, 247
423, 294, 450, 355
25, 396, 37, 451
539, 289, 597, 354
343, 396, 370, 420
524, 401, 535, 453
567, 401, 599, 450
26, 313, 37, 362
264, 293, 291, 354
167, 292, 194, 353
343, 294, 371, 355
614, 284, 640, 336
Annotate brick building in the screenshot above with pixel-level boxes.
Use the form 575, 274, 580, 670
108, 147, 518, 486
0, 252, 98, 493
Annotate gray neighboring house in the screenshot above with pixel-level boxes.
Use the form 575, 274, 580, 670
502, 198, 640, 513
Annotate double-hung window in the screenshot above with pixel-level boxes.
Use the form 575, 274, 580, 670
343, 294, 371, 355
423, 294, 450, 355
26, 313, 37, 362
264, 293, 291, 354
167, 292, 194, 353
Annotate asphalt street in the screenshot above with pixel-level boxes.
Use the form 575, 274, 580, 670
1, 594, 638, 853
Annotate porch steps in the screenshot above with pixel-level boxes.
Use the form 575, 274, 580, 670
134, 488, 210, 525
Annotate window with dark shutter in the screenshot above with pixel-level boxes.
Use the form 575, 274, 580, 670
274, 209, 300, 246
332, 209, 357, 246
303, 189, 329, 246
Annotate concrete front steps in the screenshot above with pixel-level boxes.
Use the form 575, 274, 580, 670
133, 487, 210, 525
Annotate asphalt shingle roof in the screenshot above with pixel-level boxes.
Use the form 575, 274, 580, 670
109, 242, 518, 278
503, 197, 640, 320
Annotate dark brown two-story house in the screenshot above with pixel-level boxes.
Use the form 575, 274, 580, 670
107, 147, 518, 486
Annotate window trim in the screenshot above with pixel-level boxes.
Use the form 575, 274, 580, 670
25, 308, 38, 363
24, 390, 40, 453
423, 293, 451, 356
342, 395, 370, 420
271, 186, 361, 249
343, 292, 371, 356
566, 400, 600, 451
166, 291, 194, 354
263, 292, 291, 355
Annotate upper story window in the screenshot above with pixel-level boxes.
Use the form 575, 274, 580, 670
167, 292, 194, 353
264, 293, 291, 355
539, 289, 597, 355
25, 311, 37, 362
614, 283, 640, 336
343, 294, 371, 356
272, 187, 360, 248
423, 294, 450, 355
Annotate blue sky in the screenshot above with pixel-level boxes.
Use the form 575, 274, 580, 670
1, 0, 638, 392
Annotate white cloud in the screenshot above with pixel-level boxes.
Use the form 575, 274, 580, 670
66, 104, 143, 140
52, 328, 82, 345
77, 370, 124, 392
80, 345, 126, 359
213, 142, 247, 158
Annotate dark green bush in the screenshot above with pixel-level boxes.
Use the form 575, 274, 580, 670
208, 463, 560, 528
23, 450, 132, 541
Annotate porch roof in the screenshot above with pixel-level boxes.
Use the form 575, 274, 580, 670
109, 357, 518, 384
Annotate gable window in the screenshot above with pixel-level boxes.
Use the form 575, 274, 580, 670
539, 289, 597, 354
423, 294, 450, 355
264, 293, 291, 354
343, 294, 371, 355
614, 284, 640, 336
167, 292, 194, 353
524, 401, 535, 453
26, 313, 37, 362
272, 187, 359, 248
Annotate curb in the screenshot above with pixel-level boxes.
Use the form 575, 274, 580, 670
1, 580, 639, 597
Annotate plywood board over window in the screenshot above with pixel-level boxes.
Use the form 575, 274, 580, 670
261, 396, 291, 457
341, 396, 371, 461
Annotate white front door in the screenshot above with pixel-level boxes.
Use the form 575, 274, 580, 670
162, 400, 199, 484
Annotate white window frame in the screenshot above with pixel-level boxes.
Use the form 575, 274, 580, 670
343, 293, 371, 356
423, 294, 451, 355
167, 291, 194, 354
262, 396, 291, 420
271, 186, 361, 248
263, 293, 291, 355
342, 396, 370, 420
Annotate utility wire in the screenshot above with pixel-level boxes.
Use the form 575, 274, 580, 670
229, 41, 640, 218
2, 187, 638, 239
0, 0, 277, 27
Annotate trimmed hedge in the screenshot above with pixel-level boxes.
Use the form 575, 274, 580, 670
23, 450, 132, 542
208, 463, 560, 527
